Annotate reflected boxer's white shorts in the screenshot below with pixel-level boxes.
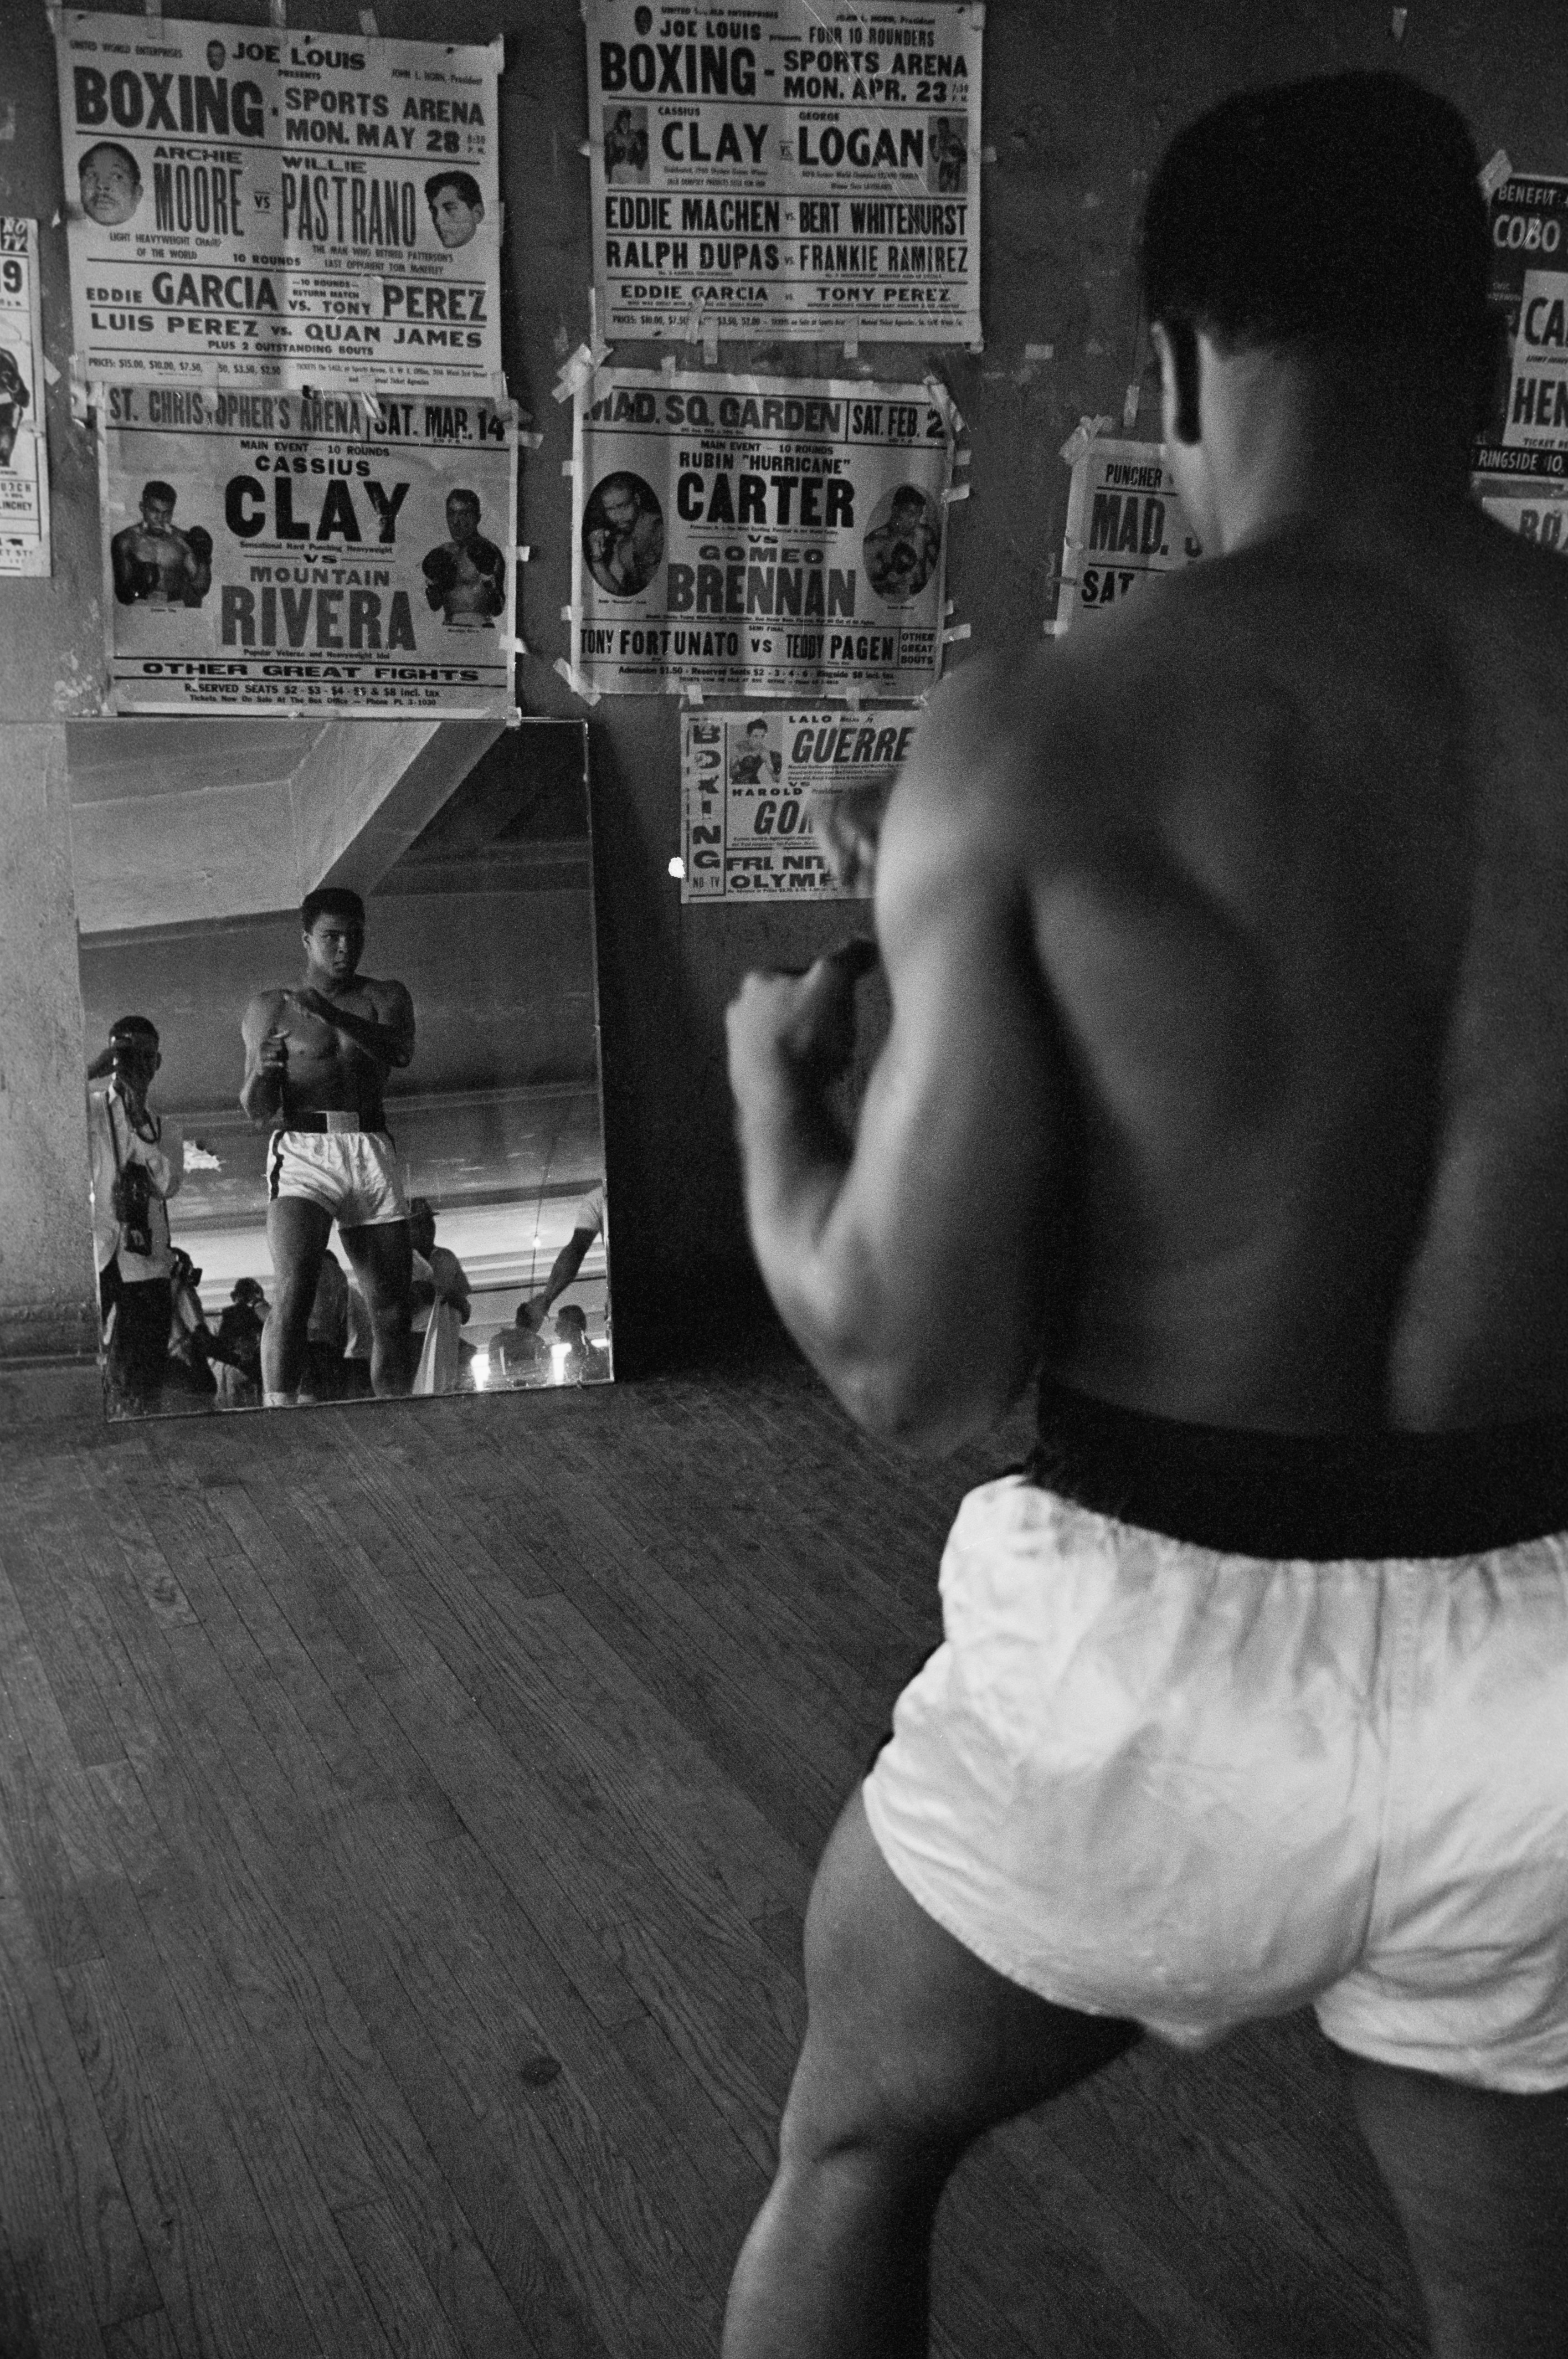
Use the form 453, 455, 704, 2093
862, 1474, 1568, 2093
266, 1127, 406, 1229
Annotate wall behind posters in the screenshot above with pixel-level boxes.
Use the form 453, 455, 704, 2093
4, 1, 1568, 1368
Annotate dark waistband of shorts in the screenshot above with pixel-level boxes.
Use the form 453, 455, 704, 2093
1027, 1377, 1568, 1558
274, 1112, 382, 1137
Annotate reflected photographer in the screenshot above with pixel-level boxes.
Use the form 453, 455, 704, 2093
87, 1016, 183, 1417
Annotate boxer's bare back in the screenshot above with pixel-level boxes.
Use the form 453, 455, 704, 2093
733, 494, 1568, 1459
911, 496, 1568, 1440
724, 76, 1568, 2359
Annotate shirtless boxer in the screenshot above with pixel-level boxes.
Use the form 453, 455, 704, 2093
420, 489, 506, 628
0, 347, 30, 469
110, 480, 213, 608
584, 474, 665, 597
240, 887, 415, 1403
862, 487, 940, 605
724, 74, 1568, 2359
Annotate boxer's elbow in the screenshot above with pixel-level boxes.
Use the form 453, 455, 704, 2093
800, 1294, 1014, 1453
834, 1353, 1005, 1453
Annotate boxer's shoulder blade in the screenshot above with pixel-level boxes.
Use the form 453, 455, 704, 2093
1023, 510, 1568, 1425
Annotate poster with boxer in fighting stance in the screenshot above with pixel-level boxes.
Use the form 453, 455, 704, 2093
681, 706, 918, 900
584, 0, 983, 345
0, 219, 51, 577
570, 364, 960, 697
54, 12, 502, 393
99, 381, 518, 715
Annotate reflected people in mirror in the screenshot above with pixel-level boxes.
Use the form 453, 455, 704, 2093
74, 716, 612, 1419
87, 1014, 182, 1418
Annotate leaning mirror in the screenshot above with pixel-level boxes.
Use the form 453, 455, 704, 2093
68, 715, 610, 1419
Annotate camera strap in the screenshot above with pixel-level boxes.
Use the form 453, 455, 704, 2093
109, 1085, 160, 1165
106, 1087, 160, 1261
108, 1086, 126, 1184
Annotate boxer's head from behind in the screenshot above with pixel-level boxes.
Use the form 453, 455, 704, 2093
1141, 74, 1493, 547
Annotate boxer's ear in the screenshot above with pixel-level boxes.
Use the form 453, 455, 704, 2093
1152, 319, 1202, 448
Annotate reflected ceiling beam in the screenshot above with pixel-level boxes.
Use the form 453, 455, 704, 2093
70, 716, 503, 937
308, 718, 505, 898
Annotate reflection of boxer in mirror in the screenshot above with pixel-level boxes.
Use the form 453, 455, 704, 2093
421, 489, 506, 626
111, 481, 213, 607
425, 170, 485, 249
0, 347, 29, 467
240, 887, 416, 1406
79, 141, 143, 226
863, 486, 940, 604
584, 473, 665, 595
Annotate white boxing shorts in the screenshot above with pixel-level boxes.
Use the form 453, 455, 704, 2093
863, 1470, 1568, 2093
266, 1125, 407, 1229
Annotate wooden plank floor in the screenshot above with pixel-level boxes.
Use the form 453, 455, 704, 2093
0, 1346, 1429, 2357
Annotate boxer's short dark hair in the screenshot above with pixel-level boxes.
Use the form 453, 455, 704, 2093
1142, 73, 1488, 354
301, 886, 365, 931
426, 170, 482, 209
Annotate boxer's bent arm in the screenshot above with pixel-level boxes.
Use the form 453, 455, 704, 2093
109, 531, 140, 604
298, 984, 415, 1071
239, 991, 286, 1122
739, 741, 1075, 1450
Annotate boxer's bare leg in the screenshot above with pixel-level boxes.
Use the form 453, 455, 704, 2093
722, 1787, 1140, 2359
340, 1218, 414, 1396
1338, 2049, 1568, 2358
263, 1196, 332, 1400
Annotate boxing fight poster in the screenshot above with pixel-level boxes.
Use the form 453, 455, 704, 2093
1052, 439, 1202, 637
681, 706, 917, 898
1473, 172, 1568, 484
99, 383, 518, 715
53, 12, 502, 393
1477, 491, 1568, 551
584, 0, 982, 346
0, 219, 50, 577
571, 366, 959, 698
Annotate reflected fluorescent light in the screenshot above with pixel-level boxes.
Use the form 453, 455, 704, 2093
471, 1355, 490, 1389
551, 1342, 571, 1383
